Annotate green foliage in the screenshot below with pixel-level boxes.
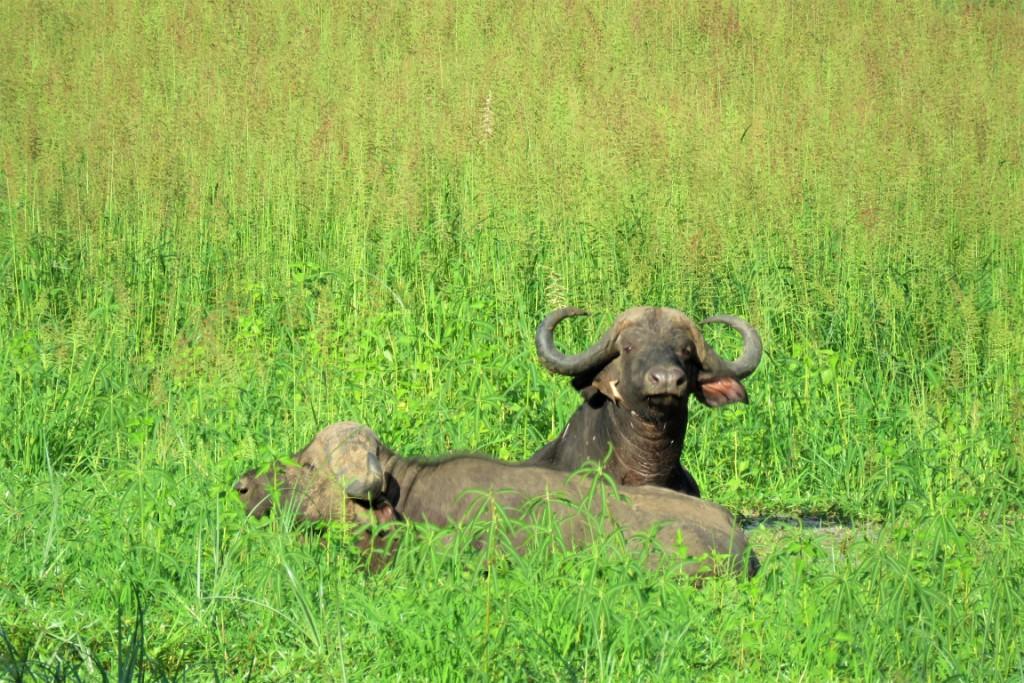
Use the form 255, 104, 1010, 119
2, 0, 1022, 679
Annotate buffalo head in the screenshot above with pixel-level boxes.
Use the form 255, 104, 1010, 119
234, 423, 392, 523
535, 307, 761, 423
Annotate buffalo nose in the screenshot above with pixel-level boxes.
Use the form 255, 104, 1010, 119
644, 366, 686, 395
233, 481, 248, 495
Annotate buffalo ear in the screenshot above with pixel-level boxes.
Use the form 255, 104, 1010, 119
695, 376, 748, 407
373, 502, 398, 524
591, 359, 625, 404
570, 368, 601, 403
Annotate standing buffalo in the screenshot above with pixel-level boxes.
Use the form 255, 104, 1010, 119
527, 307, 762, 497
235, 422, 757, 577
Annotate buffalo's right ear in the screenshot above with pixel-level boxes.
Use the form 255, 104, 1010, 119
570, 367, 601, 402
590, 359, 625, 405
694, 376, 748, 407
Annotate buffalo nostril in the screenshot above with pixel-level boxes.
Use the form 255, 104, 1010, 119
646, 367, 685, 393
234, 482, 248, 494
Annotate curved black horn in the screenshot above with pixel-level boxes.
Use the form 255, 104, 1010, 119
535, 307, 619, 376
344, 449, 385, 500
700, 315, 763, 379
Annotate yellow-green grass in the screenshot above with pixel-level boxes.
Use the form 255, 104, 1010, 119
2, 1, 1022, 679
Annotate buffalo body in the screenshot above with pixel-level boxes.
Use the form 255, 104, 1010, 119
236, 422, 757, 577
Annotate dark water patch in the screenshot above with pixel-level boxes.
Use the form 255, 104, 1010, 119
740, 514, 858, 532
741, 514, 881, 558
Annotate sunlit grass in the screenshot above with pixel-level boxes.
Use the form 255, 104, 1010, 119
1, 0, 1022, 679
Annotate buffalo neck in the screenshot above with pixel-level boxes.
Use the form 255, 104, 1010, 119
604, 399, 688, 486
373, 447, 483, 522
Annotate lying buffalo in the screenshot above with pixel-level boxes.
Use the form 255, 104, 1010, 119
235, 422, 757, 577
527, 306, 762, 497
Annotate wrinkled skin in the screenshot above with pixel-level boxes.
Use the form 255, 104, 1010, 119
527, 307, 762, 497
235, 422, 758, 578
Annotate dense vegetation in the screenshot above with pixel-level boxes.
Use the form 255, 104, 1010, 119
2, 1, 1022, 679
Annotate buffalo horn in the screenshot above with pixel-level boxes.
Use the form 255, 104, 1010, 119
699, 315, 763, 379
535, 307, 619, 376
344, 449, 385, 500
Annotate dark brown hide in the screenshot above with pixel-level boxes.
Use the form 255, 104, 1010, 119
529, 307, 762, 496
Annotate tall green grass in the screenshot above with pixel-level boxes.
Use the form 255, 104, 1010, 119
2, 0, 1022, 679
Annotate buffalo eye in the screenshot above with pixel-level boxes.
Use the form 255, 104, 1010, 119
622, 344, 633, 354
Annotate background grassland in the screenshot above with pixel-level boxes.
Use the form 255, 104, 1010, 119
1, 0, 1022, 679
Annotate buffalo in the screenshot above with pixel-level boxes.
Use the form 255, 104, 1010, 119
527, 306, 762, 497
235, 422, 757, 577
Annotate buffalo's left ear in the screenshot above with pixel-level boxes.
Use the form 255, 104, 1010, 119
590, 358, 625, 404
695, 376, 748, 407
